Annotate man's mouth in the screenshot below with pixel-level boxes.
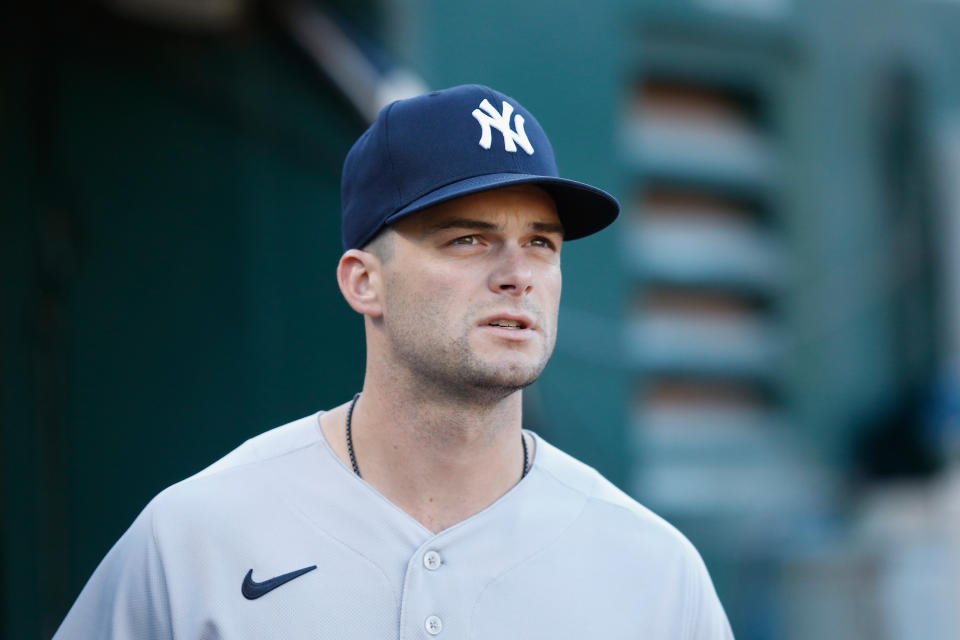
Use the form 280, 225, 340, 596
481, 313, 535, 331
488, 319, 527, 329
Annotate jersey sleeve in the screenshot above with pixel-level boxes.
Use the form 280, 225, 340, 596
53, 502, 173, 640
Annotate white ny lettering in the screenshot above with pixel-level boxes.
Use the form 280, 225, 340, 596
471, 99, 535, 155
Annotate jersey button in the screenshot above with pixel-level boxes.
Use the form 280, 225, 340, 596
425, 615, 443, 635
423, 550, 442, 570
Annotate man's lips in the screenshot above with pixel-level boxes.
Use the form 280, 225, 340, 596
477, 313, 540, 342
478, 313, 537, 331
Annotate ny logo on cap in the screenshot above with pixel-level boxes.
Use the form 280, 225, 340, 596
472, 99, 534, 155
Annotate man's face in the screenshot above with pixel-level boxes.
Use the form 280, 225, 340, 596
376, 185, 563, 401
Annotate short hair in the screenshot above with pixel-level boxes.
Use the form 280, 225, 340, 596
363, 229, 395, 263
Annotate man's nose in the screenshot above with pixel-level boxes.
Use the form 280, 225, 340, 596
488, 246, 534, 295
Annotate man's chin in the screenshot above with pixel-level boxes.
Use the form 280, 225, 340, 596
468, 359, 546, 393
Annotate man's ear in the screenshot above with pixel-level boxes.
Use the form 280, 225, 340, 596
337, 249, 384, 317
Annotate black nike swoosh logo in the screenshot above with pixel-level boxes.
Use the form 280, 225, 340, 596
241, 565, 317, 600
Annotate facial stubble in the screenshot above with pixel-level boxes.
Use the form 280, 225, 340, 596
382, 278, 557, 404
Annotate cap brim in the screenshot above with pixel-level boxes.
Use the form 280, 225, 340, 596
383, 173, 620, 241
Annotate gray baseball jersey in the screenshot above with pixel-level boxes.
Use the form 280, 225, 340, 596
54, 412, 733, 639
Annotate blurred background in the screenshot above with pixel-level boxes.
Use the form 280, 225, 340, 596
4, 0, 960, 637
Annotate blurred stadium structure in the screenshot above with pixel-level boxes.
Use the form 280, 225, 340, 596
4, 0, 960, 638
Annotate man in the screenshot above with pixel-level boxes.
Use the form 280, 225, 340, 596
55, 84, 733, 638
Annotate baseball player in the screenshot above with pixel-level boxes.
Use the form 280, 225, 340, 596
55, 84, 733, 639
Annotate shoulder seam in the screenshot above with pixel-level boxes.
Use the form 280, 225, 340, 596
538, 461, 641, 520
535, 453, 601, 500
148, 505, 174, 635
538, 456, 696, 550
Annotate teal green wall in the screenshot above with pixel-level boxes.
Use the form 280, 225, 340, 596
3, 12, 367, 637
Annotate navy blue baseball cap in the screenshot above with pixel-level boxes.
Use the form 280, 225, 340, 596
341, 84, 620, 250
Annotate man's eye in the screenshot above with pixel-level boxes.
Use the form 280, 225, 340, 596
529, 237, 556, 249
452, 235, 479, 245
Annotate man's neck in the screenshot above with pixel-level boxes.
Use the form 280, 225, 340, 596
319, 380, 529, 533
